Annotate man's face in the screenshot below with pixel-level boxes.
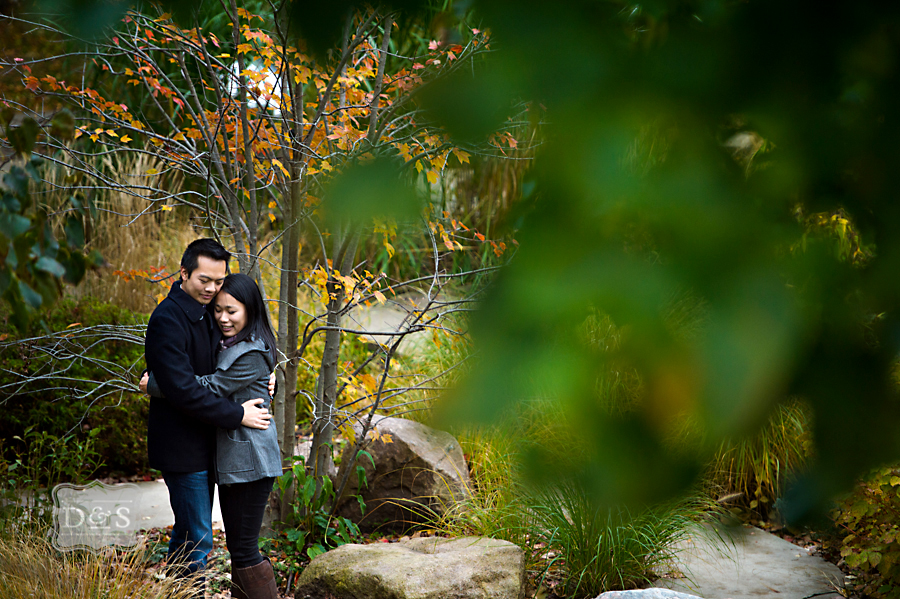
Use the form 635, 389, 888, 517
180, 255, 227, 305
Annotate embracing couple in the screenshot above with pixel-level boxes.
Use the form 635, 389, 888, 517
141, 238, 281, 599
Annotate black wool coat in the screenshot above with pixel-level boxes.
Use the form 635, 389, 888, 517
145, 280, 244, 472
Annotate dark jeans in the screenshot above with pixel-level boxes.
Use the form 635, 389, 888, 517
219, 477, 275, 568
162, 470, 215, 575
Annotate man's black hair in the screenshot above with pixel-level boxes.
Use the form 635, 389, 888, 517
181, 239, 231, 277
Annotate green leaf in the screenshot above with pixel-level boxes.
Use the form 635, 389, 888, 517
302, 477, 316, 506
1, 192, 22, 213
24, 156, 43, 182
50, 109, 75, 141
0, 107, 14, 130
0, 213, 31, 240
5, 242, 18, 270
35, 256, 66, 278
87, 249, 104, 267
17, 279, 42, 309
7, 117, 40, 157
324, 157, 419, 228
307, 543, 326, 560
59, 249, 86, 284
2, 167, 28, 200
356, 449, 375, 469
418, 61, 513, 143
64, 215, 85, 249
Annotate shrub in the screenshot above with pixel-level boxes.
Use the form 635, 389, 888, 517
0, 296, 149, 477
827, 466, 900, 598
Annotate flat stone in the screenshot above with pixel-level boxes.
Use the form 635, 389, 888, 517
596, 591, 703, 599
294, 536, 525, 599
651, 525, 846, 599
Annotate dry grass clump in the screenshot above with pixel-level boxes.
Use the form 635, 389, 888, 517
36, 152, 202, 313
0, 530, 199, 599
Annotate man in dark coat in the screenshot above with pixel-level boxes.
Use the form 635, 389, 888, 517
144, 238, 271, 581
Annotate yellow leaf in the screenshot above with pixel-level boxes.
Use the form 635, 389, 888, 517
268, 212, 276, 223
120, 134, 132, 143
374, 289, 387, 304
271, 158, 289, 177
452, 148, 470, 164
217, 53, 231, 58
161, 205, 174, 211
146, 168, 159, 175
173, 131, 187, 142
415, 160, 423, 173
426, 170, 439, 185
65, 322, 82, 329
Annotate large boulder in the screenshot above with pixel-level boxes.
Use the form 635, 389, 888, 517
333, 416, 471, 529
294, 536, 525, 599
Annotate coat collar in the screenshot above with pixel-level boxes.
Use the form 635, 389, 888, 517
216, 336, 271, 371
168, 280, 210, 323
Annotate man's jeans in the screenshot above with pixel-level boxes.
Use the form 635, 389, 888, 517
162, 470, 215, 576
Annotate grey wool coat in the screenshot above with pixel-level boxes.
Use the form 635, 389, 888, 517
148, 336, 282, 485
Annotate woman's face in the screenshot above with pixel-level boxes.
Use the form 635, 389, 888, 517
214, 292, 247, 337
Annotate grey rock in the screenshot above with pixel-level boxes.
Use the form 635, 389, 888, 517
596, 591, 704, 599
652, 525, 846, 599
295, 437, 338, 480
333, 416, 470, 529
294, 536, 525, 599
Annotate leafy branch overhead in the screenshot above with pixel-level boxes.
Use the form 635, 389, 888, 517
0, 109, 101, 331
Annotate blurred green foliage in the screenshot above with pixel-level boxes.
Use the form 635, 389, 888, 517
435, 0, 900, 520
0, 112, 100, 331
31, 0, 900, 517
0, 297, 149, 476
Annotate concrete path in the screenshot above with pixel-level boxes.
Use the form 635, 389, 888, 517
344, 292, 435, 355
70, 481, 849, 599
651, 524, 847, 599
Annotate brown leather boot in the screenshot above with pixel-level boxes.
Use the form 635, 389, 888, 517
232, 559, 278, 599
230, 565, 250, 599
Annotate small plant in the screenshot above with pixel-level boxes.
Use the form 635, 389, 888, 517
0, 426, 103, 527
528, 481, 719, 597
704, 401, 812, 517
276, 453, 369, 568
827, 465, 900, 598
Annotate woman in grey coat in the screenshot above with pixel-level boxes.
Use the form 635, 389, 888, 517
148, 273, 281, 599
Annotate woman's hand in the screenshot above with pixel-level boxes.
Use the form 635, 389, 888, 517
241, 398, 272, 429
139, 372, 149, 394
268, 372, 276, 397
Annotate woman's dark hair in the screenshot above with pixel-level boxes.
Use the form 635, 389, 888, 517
218, 273, 276, 362
181, 238, 231, 276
